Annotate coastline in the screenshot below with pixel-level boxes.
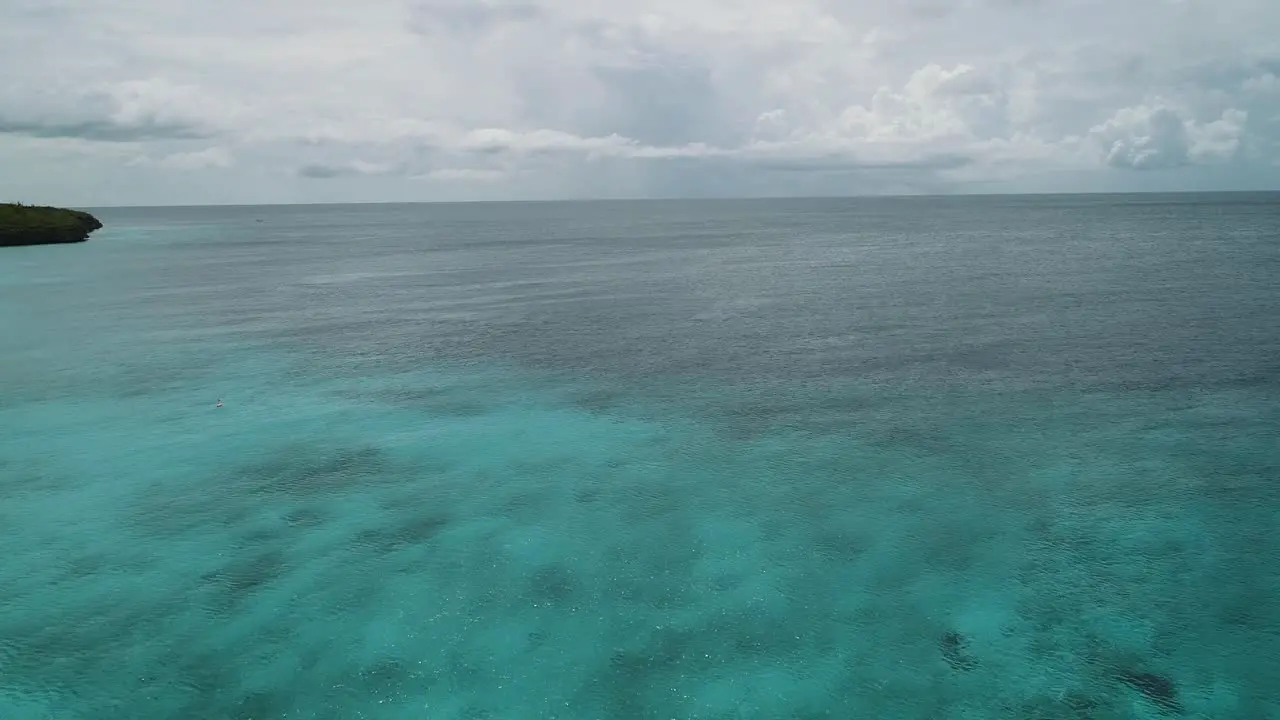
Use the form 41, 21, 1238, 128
0, 203, 104, 247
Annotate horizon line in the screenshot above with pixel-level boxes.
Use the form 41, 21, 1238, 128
49, 187, 1280, 211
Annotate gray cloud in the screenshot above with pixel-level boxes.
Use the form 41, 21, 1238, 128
586, 63, 724, 147
0, 117, 211, 143
0, 78, 233, 146
1089, 105, 1248, 171
407, 0, 543, 34
1100, 108, 1193, 170
1, 0, 1278, 205
298, 164, 354, 179
749, 152, 975, 173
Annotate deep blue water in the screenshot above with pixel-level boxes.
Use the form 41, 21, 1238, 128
2, 193, 1278, 718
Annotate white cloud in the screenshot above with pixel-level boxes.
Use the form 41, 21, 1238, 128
1088, 103, 1248, 170
129, 146, 235, 170
413, 167, 510, 182
1189, 109, 1248, 163
0, 78, 239, 143
1, 0, 1278, 205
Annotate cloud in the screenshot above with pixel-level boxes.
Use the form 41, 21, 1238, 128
0, 118, 203, 143
1089, 104, 1247, 170
407, 0, 544, 34
297, 159, 406, 178
129, 146, 235, 170
1, 0, 1278, 205
0, 78, 240, 144
414, 167, 509, 182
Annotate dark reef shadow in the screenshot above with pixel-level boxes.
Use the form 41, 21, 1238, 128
245, 445, 390, 498
589, 624, 714, 718
1115, 669, 1183, 715
811, 526, 873, 563
527, 564, 578, 605
375, 385, 491, 416
568, 386, 630, 415
939, 630, 979, 671
351, 511, 452, 557
282, 504, 329, 528
200, 549, 289, 611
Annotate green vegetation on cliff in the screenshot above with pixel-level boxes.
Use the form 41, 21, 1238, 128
0, 203, 103, 247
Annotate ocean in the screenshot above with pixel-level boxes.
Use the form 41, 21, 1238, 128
1, 193, 1277, 718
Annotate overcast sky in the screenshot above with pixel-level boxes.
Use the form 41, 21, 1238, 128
2, 0, 1279, 206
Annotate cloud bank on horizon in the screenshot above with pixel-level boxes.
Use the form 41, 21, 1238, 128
2, 0, 1279, 205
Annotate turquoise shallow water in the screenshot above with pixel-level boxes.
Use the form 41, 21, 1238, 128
2, 194, 1279, 718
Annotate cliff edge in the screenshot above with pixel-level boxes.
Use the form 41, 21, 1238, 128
0, 203, 103, 247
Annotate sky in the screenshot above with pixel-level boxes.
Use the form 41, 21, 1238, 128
2, 0, 1279, 206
